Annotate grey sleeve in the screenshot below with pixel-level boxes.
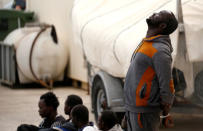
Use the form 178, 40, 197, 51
152, 50, 175, 104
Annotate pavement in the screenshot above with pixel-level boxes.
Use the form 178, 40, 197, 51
0, 85, 94, 131
0, 84, 203, 131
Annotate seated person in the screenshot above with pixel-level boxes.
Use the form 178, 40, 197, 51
98, 110, 122, 131
64, 94, 83, 122
52, 94, 83, 131
38, 92, 65, 128
71, 105, 98, 131
17, 92, 65, 131
12, 0, 26, 10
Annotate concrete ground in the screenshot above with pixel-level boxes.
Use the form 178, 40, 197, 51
0, 85, 94, 131
0, 84, 203, 131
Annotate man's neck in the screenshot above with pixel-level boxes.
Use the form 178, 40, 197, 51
146, 30, 159, 38
47, 111, 57, 121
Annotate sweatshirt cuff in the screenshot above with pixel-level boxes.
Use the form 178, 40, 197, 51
161, 94, 175, 105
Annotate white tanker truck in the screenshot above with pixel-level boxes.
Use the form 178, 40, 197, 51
72, 0, 203, 120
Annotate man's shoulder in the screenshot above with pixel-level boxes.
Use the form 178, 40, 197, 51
51, 115, 66, 128
53, 122, 77, 131
153, 42, 170, 50
151, 37, 173, 54
55, 115, 66, 121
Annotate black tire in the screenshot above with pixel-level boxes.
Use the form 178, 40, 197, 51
92, 77, 108, 123
92, 76, 125, 124
172, 68, 186, 93
195, 71, 203, 102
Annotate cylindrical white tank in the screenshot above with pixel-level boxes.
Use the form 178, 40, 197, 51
4, 25, 68, 84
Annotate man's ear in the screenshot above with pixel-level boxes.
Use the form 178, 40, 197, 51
159, 23, 167, 29
47, 106, 54, 112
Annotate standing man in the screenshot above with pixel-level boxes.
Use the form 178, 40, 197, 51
124, 10, 178, 131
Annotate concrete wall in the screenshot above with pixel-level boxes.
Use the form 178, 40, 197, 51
27, 0, 88, 82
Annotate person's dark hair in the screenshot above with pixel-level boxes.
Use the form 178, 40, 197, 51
17, 124, 39, 131
40, 92, 59, 111
100, 110, 118, 129
71, 105, 89, 124
66, 95, 83, 108
162, 12, 178, 35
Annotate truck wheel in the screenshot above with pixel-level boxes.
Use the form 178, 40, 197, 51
93, 77, 108, 122
194, 71, 203, 102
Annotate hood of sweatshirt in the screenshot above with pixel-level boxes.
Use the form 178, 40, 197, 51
144, 35, 173, 53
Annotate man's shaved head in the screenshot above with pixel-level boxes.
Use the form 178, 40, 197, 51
146, 10, 178, 35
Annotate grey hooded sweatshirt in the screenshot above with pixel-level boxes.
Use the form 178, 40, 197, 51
124, 35, 175, 113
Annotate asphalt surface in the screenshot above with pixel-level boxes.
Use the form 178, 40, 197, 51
0, 84, 203, 131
